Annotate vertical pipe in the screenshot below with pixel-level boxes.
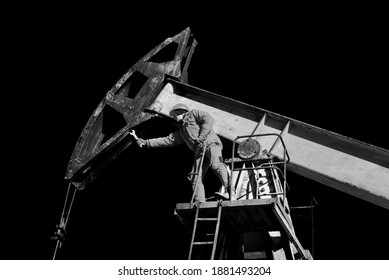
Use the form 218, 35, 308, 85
311, 196, 315, 258
283, 148, 287, 208
230, 137, 237, 202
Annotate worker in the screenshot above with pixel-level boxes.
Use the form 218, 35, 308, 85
136, 103, 233, 203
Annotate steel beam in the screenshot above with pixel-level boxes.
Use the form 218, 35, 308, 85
150, 79, 389, 210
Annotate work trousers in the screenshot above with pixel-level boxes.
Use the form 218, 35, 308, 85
189, 143, 229, 202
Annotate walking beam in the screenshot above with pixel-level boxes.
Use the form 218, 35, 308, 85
149, 79, 389, 210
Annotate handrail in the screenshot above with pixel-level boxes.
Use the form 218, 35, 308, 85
230, 133, 290, 208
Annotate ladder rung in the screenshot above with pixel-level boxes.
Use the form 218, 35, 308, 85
197, 218, 218, 221
193, 241, 215, 245
189, 203, 223, 260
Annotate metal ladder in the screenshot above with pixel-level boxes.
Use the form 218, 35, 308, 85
188, 202, 223, 260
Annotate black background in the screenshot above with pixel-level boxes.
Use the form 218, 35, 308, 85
3, 5, 388, 260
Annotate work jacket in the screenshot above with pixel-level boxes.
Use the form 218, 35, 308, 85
146, 109, 222, 151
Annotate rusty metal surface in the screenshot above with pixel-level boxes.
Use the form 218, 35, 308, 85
65, 28, 197, 184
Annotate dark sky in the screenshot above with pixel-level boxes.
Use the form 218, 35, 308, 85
3, 7, 388, 260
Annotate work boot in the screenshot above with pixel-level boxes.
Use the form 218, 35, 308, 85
215, 186, 235, 201
214, 192, 229, 200
193, 200, 205, 208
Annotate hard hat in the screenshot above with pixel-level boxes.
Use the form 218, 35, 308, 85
169, 103, 189, 116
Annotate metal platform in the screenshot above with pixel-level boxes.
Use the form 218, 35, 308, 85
175, 198, 308, 259
175, 198, 292, 234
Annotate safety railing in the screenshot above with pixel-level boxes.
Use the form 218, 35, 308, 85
230, 133, 290, 206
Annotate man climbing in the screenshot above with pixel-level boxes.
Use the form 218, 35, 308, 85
136, 103, 233, 203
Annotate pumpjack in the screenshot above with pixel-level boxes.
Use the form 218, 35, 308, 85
52, 27, 389, 259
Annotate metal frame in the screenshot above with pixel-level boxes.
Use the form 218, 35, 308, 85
230, 133, 290, 208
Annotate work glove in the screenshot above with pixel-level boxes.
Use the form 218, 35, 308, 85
194, 139, 205, 157
136, 138, 146, 148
